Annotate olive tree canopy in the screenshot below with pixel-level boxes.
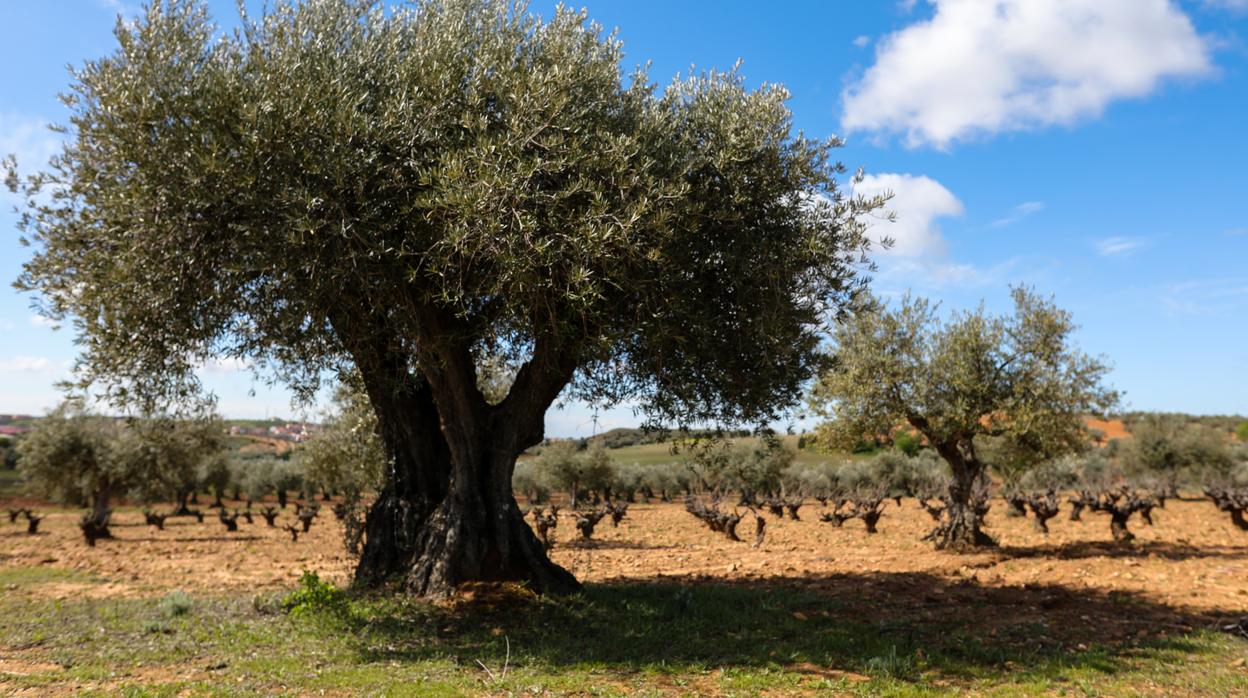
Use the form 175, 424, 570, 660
9, 0, 878, 596
809, 288, 1119, 550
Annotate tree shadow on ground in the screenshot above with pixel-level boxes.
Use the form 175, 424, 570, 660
995, 539, 1248, 562
342, 571, 1244, 683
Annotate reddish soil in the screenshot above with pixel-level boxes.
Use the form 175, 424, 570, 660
2, 497, 1245, 625
1086, 417, 1131, 444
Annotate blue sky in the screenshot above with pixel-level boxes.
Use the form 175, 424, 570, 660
2, 0, 1246, 433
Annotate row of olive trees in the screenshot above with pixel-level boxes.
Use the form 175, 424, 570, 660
13, 402, 340, 528
513, 440, 696, 507
514, 433, 820, 508
16, 403, 228, 533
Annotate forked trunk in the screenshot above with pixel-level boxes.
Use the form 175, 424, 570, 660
397, 407, 577, 597
346, 319, 579, 599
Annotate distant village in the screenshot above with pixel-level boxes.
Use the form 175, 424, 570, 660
227, 422, 322, 443
0, 415, 34, 437
0, 414, 321, 443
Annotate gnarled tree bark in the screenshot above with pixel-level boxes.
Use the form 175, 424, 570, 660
344, 308, 580, 598
924, 439, 996, 551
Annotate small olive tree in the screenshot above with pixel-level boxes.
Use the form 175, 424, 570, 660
534, 440, 613, 507
126, 415, 228, 514
809, 288, 1118, 550
300, 382, 388, 499
300, 379, 388, 554
17, 404, 124, 528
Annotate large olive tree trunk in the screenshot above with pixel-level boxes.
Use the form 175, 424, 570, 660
343, 312, 579, 598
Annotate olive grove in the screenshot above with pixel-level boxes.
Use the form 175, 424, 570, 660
8, 0, 880, 596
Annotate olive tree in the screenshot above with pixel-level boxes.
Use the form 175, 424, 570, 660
9, 0, 876, 596
300, 380, 388, 500
17, 403, 224, 528
532, 440, 612, 507
300, 378, 389, 552
126, 415, 228, 514
809, 289, 1118, 550
17, 404, 124, 527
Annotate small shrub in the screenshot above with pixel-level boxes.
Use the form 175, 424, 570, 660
893, 430, 922, 457
158, 591, 194, 618
143, 619, 173, 635
865, 645, 916, 680
283, 571, 346, 616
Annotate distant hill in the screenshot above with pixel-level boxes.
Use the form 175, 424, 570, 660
582, 426, 755, 450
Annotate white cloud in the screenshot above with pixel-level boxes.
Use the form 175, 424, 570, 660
1, 113, 60, 173
853, 173, 1011, 290
842, 0, 1212, 148
29, 314, 59, 328
855, 173, 963, 258
990, 200, 1045, 228
197, 357, 254, 376
0, 356, 62, 375
852, 35, 871, 49
873, 256, 1018, 294
1095, 236, 1148, 257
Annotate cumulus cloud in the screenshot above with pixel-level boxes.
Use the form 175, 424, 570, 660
1095, 236, 1149, 257
853, 173, 1010, 290
842, 0, 1212, 148
855, 173, 963, 258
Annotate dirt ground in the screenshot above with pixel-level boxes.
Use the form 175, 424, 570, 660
2, 496, 1245, 623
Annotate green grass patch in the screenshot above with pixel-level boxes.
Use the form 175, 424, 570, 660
1, 578, 1244, 696
0, 565, 99, 588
